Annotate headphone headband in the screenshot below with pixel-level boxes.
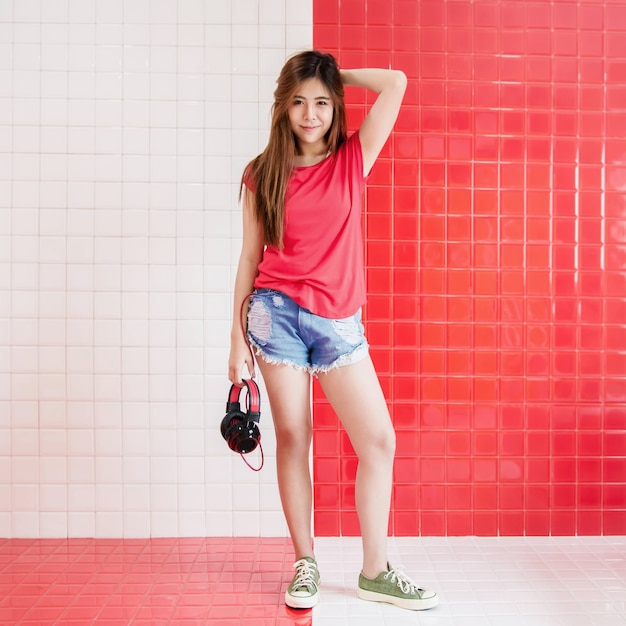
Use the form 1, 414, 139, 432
227, 379, 261, 422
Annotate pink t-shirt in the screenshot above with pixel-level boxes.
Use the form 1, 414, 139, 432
250, 132, 368, 319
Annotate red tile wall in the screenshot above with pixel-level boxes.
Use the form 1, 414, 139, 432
312, 0, 626, 537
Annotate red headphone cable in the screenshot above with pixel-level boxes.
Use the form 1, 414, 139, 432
240, 293, 256, 372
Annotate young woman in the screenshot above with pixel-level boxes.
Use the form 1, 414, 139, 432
228, 50, 438, 612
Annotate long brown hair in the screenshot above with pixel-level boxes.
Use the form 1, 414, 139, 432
241, 50, 347, 249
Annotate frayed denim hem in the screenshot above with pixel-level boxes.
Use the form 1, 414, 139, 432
247, 338, 310, 373
312, 343, 369, 376
248, 336, 369, 377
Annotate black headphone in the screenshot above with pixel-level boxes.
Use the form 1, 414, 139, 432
221, 379, 262, 465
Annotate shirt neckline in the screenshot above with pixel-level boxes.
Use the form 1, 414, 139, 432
294, 150, 332, 170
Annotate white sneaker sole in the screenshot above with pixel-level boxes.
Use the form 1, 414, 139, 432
285, 589, 320, 609
357, 587, 439, 611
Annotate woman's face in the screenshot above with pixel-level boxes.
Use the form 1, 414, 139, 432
287, 77, 334, 154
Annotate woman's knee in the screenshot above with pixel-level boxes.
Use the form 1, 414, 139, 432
357, 422, 396, 463
274, 419, 312, 453
379, 424, 396, 458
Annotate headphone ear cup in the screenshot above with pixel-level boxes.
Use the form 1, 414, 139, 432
221, 410, 245, 443
233, 421, 261, 454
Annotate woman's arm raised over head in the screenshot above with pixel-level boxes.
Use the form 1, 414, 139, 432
340, 68, 407, 176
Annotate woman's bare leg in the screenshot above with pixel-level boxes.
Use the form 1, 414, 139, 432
257, 359, 314, 560
318, 355, 395, 578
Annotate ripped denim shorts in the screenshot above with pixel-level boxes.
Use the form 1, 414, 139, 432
246, 288, 369, 375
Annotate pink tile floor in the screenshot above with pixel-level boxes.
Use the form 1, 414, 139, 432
1, 535, 625, 625
0, 537, 310, 625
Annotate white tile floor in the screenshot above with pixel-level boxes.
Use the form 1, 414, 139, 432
313, 536, 626, 626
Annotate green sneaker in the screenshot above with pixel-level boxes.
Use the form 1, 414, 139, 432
285, 557, 320, 609
358, 564, 438, 610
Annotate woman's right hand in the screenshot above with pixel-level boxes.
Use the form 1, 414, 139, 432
228, 334, 256, 386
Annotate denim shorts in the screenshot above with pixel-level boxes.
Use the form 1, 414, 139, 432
246, 289, 369, 375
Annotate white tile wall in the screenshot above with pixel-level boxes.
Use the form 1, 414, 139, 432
0, 0, 312, 538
